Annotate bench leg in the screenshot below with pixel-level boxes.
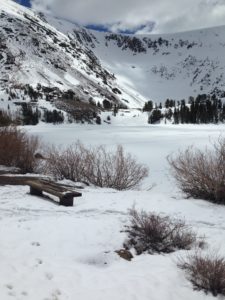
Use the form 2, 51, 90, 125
30, 186, 43, 196
59, 195, 74, 207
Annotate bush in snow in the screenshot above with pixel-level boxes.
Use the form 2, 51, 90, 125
44, 142, 89, 183
45, 142, 148, 190
84, 145, 148, 190
0, 126, 40, 173
0, 109, 19, 126
124, 208, 197, 255
168, 138, 225, 204
179, 252, 225, 296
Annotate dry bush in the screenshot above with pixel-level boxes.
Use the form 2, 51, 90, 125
179, 252, 225, 296
124, 208, 197, 255
44, 142, 148, 190
0, 110, 19, 126
44, 142, 88, 183
0, 126, 40, 173
85, 145, 148, 190
168, 138, 225, 204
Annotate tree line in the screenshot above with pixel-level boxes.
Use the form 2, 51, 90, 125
143, 94, 225, 124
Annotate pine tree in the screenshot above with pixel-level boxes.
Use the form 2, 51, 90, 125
143, 101, 153, 112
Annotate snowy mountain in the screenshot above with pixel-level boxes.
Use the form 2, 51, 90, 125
0, 0, 145, 118
58, 22, 225, 102
1, 0, 225, 121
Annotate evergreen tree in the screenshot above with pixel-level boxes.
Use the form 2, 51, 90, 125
143, 101, 153, 112
148, 109, 162, 124
113, 105, 118, 116
96, 116, 101, 125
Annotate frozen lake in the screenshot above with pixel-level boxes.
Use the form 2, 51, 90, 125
27, 122, 224, 191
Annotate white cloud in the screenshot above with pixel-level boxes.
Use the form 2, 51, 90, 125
30, 0, 225, 33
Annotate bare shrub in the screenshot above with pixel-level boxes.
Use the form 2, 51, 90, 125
44, 142, 88, 183
85, 145, 148, 190
0, 110, 19, 126
44, 142, 148, 190
179, 252, 225, 296
124, 208, 197, 255
168, 138, 225, 204
0, 126, 40, 173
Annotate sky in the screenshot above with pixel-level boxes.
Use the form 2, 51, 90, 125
16, 0, 31, 8
17, 0, 225, 34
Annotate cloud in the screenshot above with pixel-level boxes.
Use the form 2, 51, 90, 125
30, 0, 225, 34
85, 21, 155, 34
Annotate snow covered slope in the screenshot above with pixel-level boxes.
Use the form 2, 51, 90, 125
1, 0, 225, 116
0, 0, 146, 110
50, 18, 225, 102
94, 27, 225, 101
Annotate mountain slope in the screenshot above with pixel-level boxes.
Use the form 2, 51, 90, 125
0, 0, 146, 116
48, 17, 225, 101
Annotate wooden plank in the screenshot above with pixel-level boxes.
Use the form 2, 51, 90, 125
40, 180, 82, 197
27, 181, 67, 198
39, 181, 81, 197
0, 175, 51, 186
0, 176, 83, 196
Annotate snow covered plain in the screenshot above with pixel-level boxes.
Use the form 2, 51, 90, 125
1, 114, 225, 300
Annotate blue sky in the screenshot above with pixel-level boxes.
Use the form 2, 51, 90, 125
16, 0, 31, 8
85, 24, 111, 33
17, 0, 225, 34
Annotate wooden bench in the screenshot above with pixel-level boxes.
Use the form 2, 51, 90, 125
0, 175, 82, 207
27, 180, 82, 206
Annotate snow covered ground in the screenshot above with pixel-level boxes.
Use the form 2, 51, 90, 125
1, 118, 225, 300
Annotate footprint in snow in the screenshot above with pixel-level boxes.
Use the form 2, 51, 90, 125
35, 258, 43, 266
31, 242, 41, 247
6, 284, 13, 290
5, 284, 16, 297
43, 289, 61, 300
51, 289, 62, 299
45, 272, 54, 280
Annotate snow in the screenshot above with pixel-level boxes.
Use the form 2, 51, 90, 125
64, 73, 80, 86
1, 119, 225, 300
1, 2, 225, 298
